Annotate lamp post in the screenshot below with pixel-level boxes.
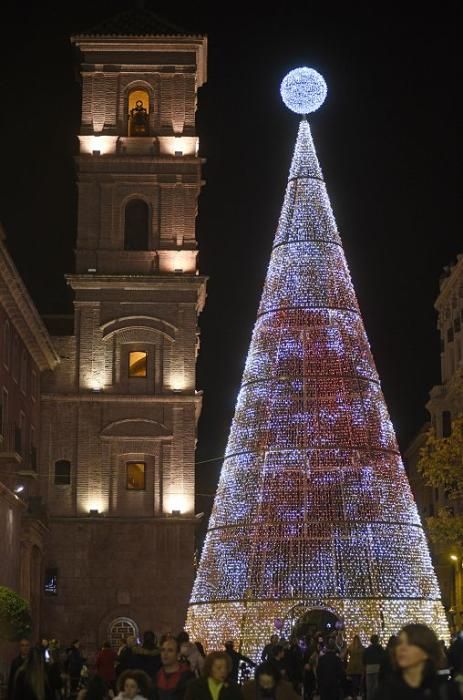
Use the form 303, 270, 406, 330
450, 554, 463, 631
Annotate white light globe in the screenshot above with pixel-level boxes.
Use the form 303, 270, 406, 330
280, 67, 327, 114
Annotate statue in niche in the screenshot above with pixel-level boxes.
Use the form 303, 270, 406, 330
129, 99, 148, 135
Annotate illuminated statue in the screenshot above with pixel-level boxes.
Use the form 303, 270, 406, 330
129, 99, 148, 135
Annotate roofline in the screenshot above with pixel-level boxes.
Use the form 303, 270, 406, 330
0, 226, 60, 371
71, 35, 208, 88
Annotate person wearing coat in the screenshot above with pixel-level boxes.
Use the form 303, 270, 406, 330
184, 652, 242, 700
242, 662, 300, 700
316, 639, 345, 700
374, 624, 460, 700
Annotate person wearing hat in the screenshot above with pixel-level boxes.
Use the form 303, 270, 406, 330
375, 624, 459, 700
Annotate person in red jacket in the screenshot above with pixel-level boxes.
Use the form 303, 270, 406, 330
96, 641, 117, 691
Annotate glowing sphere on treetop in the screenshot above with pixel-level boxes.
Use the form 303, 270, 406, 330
280, 67, 327, 114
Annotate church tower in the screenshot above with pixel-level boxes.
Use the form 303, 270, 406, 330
40, 10, 207, 647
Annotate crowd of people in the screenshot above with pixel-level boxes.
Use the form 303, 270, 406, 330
5, 623, 463, 700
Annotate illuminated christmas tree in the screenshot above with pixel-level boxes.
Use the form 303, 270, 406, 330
187, 68, 448, 656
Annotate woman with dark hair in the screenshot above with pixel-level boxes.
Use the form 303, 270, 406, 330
115, 669, 151, 699
12, 647, 54, 700
184, 652, 242, 700
77, 674, 110, 700
375, 624, 459, 700
242, 662, 299, 700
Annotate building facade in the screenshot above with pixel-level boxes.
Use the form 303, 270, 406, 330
0, 223, 59, 653
406, 253, 463, 630
39, 13, 207, 649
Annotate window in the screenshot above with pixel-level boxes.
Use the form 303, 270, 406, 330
128, 89, 150, 136
126, 462, 146, 490
455, 318, 461, 333
3, 322, 10, 368
31, 370, 38, 401
30, 427, 37, 471
124, 199, 149, 251
20, 351, 27, 394
128, 351, 147, 378
44, 568, 58, 596
18, 412, 25, 457
54, 460, 71, 486
1, 388, 7, 441
442, 410, 452, 438
448, 328, 454, 343
12, 337, 19, 382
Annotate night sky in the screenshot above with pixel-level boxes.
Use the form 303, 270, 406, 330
0, 4, 460, 526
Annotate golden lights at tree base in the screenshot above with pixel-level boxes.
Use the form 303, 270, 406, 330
186, 67, 449, 655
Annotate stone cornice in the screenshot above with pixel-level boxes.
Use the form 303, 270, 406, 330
66, 273, 208, 312
0, 232, 60, 371
41, 392, 203, 404
0, 480, 26, 510
71, 36, 207, 88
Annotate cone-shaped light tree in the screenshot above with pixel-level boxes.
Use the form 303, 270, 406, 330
187, 68, 448, 656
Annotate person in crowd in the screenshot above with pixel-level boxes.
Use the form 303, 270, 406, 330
66, 639, 86, 694
262, 636, 279, 662
375, 623, 460, 700
195, 642, 206, 659
316, 638, 345, 700
242, 661, 299, 700
7, 637, 31, 699
184, 651, 242, 700
77, 674, 111, 700
302, 640, 318, 700
133, 632, 161, 681
96, 641, 118, 690
117, 635, 138, 676
363, 635, 385, 700
155, 636, 194, 700
115, 670, 150, 699
47, 647, 65, 698
178, 631, 205, 677
448, 630, 463, 691
284, 637, 303, 689
379, 636, 398, 682
224, 641, 256, 684
346, 635, 365, 699
12, 646, 55, 700
270, 646, 290, 681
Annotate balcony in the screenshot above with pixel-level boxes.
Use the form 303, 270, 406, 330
0, 425, 23, 464
18, 445, 38, 478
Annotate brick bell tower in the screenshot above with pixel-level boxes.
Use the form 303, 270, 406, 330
40, 10, 207, 648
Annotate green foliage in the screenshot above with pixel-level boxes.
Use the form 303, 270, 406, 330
0, 586, 32, 641
417, 415, 463, 550
427, 509, 463, 550
417, 415, 463, 496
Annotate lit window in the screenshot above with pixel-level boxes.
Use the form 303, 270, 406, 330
126, 462, 146, 490
128, 351, 147, 378
128, 89, 150, 136
54, 460, 71, 486
44, 568, 58, 596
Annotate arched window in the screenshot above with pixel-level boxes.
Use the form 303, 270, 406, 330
54, 460, 71, 486
108, 617, 139, 650
3, 321, 10, 368
128, 89, 150, 136
124, 199, 149, 250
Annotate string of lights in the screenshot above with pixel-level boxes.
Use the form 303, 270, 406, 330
186, 69, 449, 658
